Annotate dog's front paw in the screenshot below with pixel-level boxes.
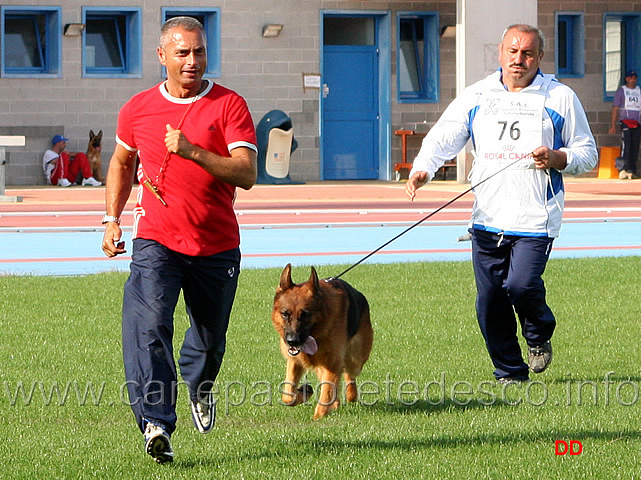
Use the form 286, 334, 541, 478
312, 400, 340, 421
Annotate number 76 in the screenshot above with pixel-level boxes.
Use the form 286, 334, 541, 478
498, 121, 521, 141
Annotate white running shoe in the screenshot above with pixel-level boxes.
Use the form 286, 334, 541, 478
57, 178, 72, 187
143, 421, 173, 464
81, 176, 102, 187
191, 391, 216, 434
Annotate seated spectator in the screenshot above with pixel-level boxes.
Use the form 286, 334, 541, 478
43, 134, 102, 187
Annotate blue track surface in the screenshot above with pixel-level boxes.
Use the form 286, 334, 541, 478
1, 220, 639, 276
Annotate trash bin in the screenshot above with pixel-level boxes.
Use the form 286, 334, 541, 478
256, 110, 303, 184
597, 146, 621, 179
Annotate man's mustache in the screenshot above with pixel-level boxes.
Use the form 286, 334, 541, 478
509, 63, 527, 69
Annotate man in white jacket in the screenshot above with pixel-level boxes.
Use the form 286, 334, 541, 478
406, 24, 597, 384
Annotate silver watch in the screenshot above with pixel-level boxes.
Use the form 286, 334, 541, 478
101, 215, 120, 225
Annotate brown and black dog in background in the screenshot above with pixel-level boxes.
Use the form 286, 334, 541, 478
271, 263, 373, 420
86, 129, 103, 182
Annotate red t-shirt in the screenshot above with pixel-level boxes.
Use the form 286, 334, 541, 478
116, 81, 257, 256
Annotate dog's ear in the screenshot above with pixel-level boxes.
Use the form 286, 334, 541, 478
309, 266, 320, 291
279, 263, 294, 291
97, 130, 103, 139
90, 130, 95, 138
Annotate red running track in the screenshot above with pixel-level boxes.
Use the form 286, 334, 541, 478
0, 179, 639, 231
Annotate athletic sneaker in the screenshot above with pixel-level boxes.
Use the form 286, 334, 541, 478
143, 421, 174, 464
57, 178, 72, 187
191, 392, 215, 434
81, 176, 102, 187
497, 376, 528, 385
528, 340, 553, 373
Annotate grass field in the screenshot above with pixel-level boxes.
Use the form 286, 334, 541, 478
1, 257, 640, 479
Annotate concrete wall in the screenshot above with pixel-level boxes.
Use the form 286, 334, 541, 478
0, 0, 636, 184
451, 0, 537, 180
537, 0, 639, 156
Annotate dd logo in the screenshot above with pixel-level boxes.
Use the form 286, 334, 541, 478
555, 440, 583, 455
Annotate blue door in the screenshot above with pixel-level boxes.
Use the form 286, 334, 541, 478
322, 16, 379, 180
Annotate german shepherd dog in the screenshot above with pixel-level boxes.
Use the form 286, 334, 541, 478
87, 129, 103, 182
271, 264, 373, 420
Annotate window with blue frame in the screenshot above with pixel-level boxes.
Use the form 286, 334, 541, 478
555, 12, 584, 78
1, 6, 61, 78
162, 8, 221, 78
397, 12, 439, 103
604, 13, 641, 100
83, 7, 141, 78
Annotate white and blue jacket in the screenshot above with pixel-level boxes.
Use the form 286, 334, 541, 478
410, 69, 598, 238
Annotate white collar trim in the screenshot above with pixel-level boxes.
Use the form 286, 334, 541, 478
158, 79, 213, 104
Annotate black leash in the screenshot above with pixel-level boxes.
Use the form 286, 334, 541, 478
334, 155, 532, 279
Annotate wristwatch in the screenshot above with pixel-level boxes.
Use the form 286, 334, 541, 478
101, 215, 121, 225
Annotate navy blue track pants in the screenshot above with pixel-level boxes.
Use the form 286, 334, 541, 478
620, 120, 640, 174
471, 229, 556, 380
122, 239, 240, 434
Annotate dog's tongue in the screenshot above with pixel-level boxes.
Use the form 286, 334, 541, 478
302, 336, 318, 355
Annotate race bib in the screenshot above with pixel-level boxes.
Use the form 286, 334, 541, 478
624, 87, 641, 112
474, 93, 545, 169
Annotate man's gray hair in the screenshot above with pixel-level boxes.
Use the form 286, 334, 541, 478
159, 16, 206, 49
501, 24, 545, 53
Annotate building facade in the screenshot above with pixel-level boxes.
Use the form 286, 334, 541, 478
0, 0, 639, 185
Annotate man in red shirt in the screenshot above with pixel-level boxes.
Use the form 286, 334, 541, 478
101, 16, 257, 464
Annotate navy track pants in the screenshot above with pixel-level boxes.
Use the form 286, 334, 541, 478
620, 120, 640, 174
122, 239, 240, 434
471, 229, 556, 380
